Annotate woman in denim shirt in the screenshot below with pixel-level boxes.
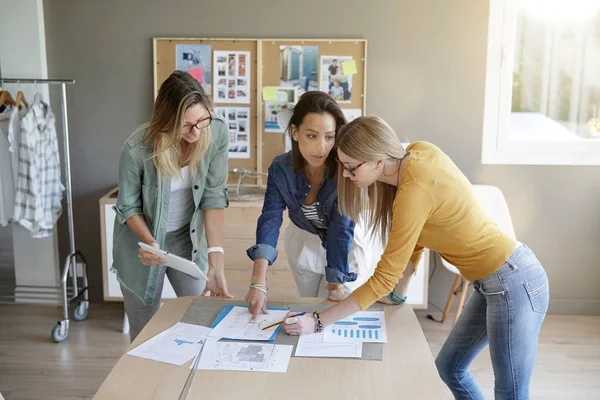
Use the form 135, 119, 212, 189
245, 91, 374, 320
113, 71, 232, 342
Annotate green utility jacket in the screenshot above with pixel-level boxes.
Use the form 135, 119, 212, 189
112, 114, 229, 304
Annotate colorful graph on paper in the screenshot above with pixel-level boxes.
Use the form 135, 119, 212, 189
323, 311, 387, 343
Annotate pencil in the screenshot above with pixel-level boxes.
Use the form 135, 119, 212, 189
261, 312, 307, 330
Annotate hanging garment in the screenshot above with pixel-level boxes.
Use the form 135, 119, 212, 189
13, 93, 64, 237
0, 106, 15, 226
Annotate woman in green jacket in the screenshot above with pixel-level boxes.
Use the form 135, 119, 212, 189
112, 71, 232, 342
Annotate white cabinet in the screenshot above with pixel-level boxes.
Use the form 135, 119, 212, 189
100, 188, 176, 301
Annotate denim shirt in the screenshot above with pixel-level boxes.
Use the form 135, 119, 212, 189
112, 114, 229, 305
246, 152, 357, 284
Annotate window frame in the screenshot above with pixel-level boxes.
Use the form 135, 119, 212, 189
482, 0, 600, 166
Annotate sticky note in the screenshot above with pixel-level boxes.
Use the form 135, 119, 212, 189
262, 86, 277, 101
341, 60, 357, 75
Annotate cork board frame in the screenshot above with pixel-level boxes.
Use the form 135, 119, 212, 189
153, 38, 367, 187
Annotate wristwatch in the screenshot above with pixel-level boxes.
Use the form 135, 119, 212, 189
313, 311, 323, 333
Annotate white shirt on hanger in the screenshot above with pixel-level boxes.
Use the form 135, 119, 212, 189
0, 106, 15, 226
13, 93, 64, 237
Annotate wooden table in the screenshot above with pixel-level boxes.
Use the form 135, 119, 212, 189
93, 297, 448, 400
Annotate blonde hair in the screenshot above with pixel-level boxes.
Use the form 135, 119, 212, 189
336, 116, 407, 243
143, 71, 212, 178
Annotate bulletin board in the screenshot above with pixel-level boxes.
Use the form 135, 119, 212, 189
260, 39, 367, 178
153, 38, 367, 187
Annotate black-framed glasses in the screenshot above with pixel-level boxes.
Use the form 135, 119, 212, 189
336, 157, 366, 177
183, 109, 212, 133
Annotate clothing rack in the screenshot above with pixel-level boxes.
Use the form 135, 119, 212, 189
0, 77, 89, 343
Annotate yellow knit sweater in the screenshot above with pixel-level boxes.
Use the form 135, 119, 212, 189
353, 142, 516, 310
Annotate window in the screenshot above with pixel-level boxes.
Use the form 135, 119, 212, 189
483, 0, 600, 165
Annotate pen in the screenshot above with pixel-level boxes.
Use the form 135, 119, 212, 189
261, 312, 307, 330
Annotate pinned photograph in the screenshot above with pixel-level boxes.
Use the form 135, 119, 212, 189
279, 45, 318, 96
228, 54, 237, 77
320, 55, 353, 102
220, 106, 251, 159
264, 101, 294, 133
213, 51, 251, 104
218, 87, 227, 100
238, 54, 247, 76
264, 87, 297, 133
176, 44, 212, 93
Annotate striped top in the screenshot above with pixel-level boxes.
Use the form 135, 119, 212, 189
301, 203, 327, 229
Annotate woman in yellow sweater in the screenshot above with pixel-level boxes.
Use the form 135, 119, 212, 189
283, 116, 549, 399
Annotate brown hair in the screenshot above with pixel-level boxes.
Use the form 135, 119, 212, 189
143, 71, 212, 178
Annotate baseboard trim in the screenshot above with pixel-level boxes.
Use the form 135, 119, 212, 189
13, 285, 64, 305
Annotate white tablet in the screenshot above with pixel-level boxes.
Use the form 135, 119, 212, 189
138, 242, 209, 281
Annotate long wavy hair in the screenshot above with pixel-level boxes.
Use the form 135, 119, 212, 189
143, 71, 212, 178
336, 116, 407, 242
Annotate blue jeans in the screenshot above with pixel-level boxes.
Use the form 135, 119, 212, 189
435, 244, 549, 399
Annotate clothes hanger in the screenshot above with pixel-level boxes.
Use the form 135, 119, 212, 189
15, 81, 29, 110
15, 91, 29, 110
0, 89, 16, 107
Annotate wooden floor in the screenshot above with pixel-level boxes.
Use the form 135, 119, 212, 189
0, 300, 599, 399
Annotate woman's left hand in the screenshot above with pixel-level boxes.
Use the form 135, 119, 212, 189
282, 312, 316, 336
202, 266, 233, 298
202, 253, 233, 298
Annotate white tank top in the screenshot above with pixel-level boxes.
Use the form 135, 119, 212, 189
166, 166, 194, 232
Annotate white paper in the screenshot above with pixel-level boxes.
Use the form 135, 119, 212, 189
342, 108, 362, 122
213, 51, 250, 104
208, 306, 290, 341
214, 107, 250, 159
197, 341, 293, 373
295, 331, 362, 358
127, 322, 212, 365
323, 311, 388, 343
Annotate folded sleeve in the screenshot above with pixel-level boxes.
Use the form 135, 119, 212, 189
200, 122, 229, 210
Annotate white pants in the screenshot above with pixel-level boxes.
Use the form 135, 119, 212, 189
284, 221, 381, 297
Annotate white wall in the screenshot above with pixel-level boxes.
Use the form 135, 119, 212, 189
0, 0, 61, 303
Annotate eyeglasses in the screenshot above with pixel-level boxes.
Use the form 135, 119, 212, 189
183, 109, 212, 133
336, 157, 366, 177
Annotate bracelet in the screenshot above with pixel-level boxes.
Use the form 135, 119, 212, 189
251, 286, 268, 296
207, 247, 224, 254
388, 290, 407, 305
313, 311, 323, 333
249, 282, 268, 290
